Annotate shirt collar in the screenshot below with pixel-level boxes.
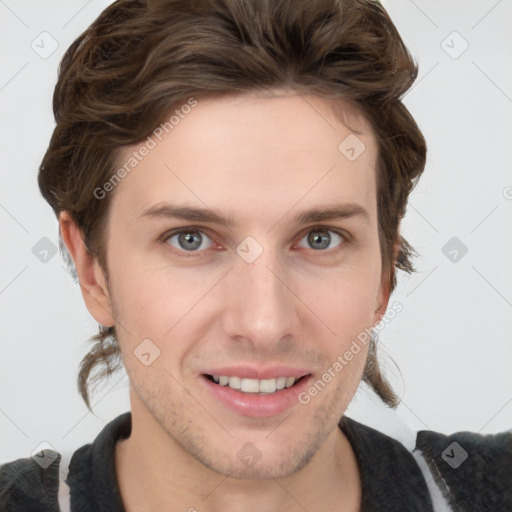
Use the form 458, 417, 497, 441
67, 411, 433, 512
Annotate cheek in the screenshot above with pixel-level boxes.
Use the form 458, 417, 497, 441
301, 267, 380, 330
109, 262, 199, 345
296, 267, 379, 381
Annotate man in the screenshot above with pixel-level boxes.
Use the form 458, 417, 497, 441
1, 0, 510, 511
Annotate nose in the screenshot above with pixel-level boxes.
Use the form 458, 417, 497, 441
221, 245, 301, 352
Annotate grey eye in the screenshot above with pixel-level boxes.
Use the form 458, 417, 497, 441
167, 230, 213, 252
298, 229, 343, 251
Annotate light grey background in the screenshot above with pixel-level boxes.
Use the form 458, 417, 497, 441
1, 0, 511, 462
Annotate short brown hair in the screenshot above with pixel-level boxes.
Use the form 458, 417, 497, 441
38, 0, 426, 412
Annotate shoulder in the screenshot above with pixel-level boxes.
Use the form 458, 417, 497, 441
0, 412, 131, 512
415, 426, 512, 511
341, 415, 512, 511
340, 416, 435, 510
0, 449, 62, 512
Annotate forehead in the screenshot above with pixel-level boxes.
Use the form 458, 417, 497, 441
109, 93, 379, 225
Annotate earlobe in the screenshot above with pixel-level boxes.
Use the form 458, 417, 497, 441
373, 239, 400, 325
59, 211, 115, 327
373, 289, 390, 326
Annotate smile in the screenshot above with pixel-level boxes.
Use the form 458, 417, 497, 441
207, 375, 302, 394
201, 373, 312, 417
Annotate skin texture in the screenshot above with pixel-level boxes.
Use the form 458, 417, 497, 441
60, 92, 391, 512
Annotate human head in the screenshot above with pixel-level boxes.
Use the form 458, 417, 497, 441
38, 0, 426, 412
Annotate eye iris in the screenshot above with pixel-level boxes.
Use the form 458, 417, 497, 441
308, 230, 330, 250
178, 231, 202, 251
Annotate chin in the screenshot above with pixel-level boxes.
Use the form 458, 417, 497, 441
190, 436, 320, 481
204, 453, 314, 481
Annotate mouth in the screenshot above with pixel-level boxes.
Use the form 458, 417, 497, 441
200, 372, 313, 417
203, 373, 309, 395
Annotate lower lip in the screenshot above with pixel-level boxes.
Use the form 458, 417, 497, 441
200, 374, 312, 417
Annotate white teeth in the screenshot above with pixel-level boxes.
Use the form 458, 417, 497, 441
240, 378, 260, 393
210, 375, 298, 394
285, 377, 295, 388
259, 378, 277, 393
276, 377, 286, 390
228, 376, 242, 389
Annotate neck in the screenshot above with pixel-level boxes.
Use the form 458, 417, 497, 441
115, 400, 361, 512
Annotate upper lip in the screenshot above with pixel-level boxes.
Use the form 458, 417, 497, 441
201, 366, 311, 380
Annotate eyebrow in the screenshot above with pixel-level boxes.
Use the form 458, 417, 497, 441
138, 202, 370, 227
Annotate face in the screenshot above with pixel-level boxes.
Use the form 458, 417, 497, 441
96, 92, 388, 479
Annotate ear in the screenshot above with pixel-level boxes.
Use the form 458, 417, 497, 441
59, 210, 115, 327
373, 240, 400, 325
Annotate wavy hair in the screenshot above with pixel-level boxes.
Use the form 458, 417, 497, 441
38, 0, 426, 411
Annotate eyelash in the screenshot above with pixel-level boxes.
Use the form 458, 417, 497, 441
159, 226, 352, 258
